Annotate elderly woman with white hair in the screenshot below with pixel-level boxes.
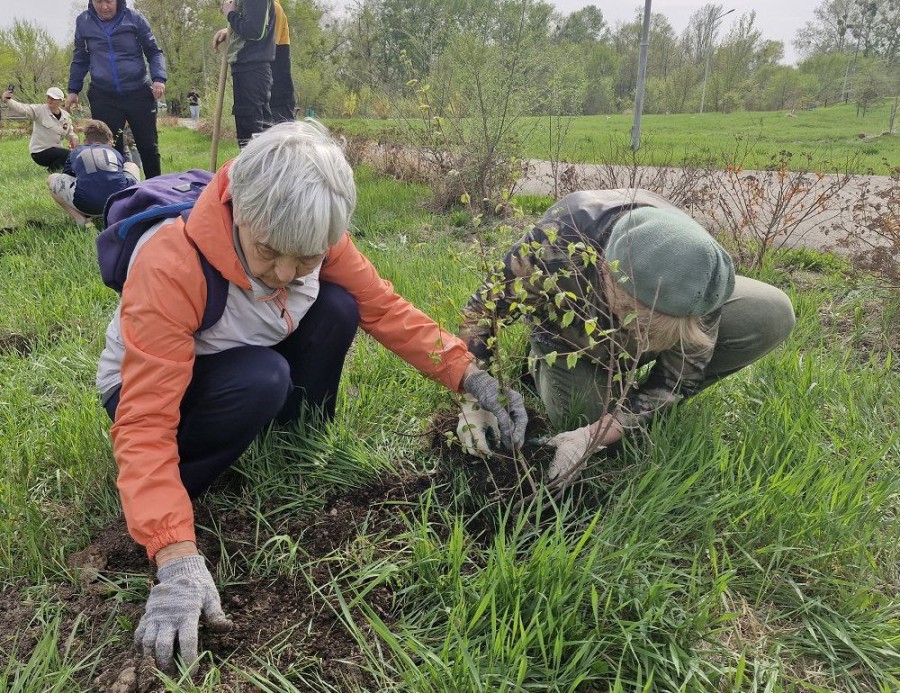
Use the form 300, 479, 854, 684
96, 120, 527, 670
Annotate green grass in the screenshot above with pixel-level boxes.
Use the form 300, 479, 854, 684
330, 102, 900, 175
0, 124, 898, 691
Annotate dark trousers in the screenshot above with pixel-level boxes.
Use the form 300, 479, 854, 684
270, 45, 296, 123
31, 147, 70, 172
232, 62, 273, 147
104, 283, 360, 498
270, 101, 295, 123
88, 85, 162, 179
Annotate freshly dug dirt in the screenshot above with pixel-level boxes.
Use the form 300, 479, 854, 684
0, 410, 556, 692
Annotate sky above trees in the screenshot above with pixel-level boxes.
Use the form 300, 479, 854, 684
0, 0, 818, 64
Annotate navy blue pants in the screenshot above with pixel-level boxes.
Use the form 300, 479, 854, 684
88, 85, 162, 179
232, 62, 273, 148
104, 283, 359, 498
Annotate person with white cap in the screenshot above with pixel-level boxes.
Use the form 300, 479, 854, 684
2, 86, 79, 172
457, 189, 796, 488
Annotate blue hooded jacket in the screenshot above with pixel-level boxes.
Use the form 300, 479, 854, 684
68, 0, 166, 95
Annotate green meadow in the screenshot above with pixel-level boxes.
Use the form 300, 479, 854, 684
0, 125, 898, 691
332, 102, 900, 174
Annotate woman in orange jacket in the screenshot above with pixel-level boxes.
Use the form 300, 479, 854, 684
97, 119, 527, 671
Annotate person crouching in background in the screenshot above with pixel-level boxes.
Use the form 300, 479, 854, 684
2, 86, 79, 172
48, 119, 140, 227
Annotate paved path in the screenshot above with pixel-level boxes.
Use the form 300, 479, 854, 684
174, 120, 893, 256
517, 160, 894, 255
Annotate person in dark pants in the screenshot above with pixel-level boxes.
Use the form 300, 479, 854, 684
269, 0, 296, 122
187, 87, 201, 122
96, 120, 527, 672
66, 0, 166, 179
2, 86, 79, 172
214, 0, 275, 147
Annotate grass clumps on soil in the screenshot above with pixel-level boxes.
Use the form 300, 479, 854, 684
0, 126, 898, 692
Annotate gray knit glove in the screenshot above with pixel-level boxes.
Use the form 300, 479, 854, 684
459, 369, 527, 453
135, 555, 233, 671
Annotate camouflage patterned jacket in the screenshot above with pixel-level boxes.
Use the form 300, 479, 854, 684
459, 189, 722, 428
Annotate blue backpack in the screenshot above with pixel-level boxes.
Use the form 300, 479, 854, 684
97, 170, 229, 331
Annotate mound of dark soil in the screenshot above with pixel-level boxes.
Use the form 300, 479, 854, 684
1, 410, 557, 692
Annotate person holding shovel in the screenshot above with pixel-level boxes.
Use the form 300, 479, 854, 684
97, 120, 527, 671
456, 189, 795, 488
213, 0, 276, 147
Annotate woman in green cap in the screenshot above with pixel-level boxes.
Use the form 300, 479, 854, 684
456, 189, 795, 488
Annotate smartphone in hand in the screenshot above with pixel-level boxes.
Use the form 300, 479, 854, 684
6, 84, 14, 92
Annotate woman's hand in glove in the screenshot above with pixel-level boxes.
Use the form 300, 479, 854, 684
546, 415, 623, 488
135, 555, 233, 672
457, 367, 527, 456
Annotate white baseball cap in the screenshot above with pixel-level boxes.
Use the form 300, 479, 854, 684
46, 87, 65, 100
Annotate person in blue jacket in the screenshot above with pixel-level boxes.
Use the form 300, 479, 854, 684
65, 0, 166, 179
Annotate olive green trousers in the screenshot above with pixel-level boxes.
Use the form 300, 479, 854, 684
530, 275, 796, 429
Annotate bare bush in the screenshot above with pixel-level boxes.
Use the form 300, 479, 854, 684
835, 163, 900, 286
536, 137, 718, 209
695, 149, 857, 268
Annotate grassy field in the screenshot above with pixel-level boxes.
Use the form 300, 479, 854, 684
0, 124, 899, 691
330, 102, 900, 175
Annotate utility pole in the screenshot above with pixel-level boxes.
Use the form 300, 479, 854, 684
699, 7, 734, 114
840, 31, 861, 104
631, 0, 652, 151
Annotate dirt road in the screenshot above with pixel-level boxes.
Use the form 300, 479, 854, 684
175, 119, 894, 256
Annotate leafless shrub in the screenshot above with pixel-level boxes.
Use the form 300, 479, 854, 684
195, 118, 236, 145
340, 134, 442, 187
529, 137, 718, 210
339, 134, 369, 169
834, 163, 900, 286
695, 149, 856, 268
555, 164, 583, 198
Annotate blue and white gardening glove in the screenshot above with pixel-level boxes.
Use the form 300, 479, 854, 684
457, 369, 527, 456
135, 555, 233, 671
546, 425, 602, 489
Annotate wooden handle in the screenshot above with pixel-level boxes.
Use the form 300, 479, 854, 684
209, 30, 231, 172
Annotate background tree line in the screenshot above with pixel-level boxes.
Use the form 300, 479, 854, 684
1, 0, 897, 118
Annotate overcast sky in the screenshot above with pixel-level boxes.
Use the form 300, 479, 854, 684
0, 0, 818, 65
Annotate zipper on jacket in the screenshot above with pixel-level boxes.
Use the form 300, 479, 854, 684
91, 11, 127, 94
274, 289, 294, 333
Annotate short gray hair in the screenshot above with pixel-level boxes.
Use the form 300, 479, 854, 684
228, 120, 356, 256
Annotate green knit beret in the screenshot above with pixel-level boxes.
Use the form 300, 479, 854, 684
606, 206, 735, 316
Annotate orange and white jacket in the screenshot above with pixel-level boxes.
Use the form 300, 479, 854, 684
96, 164, 473, 559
